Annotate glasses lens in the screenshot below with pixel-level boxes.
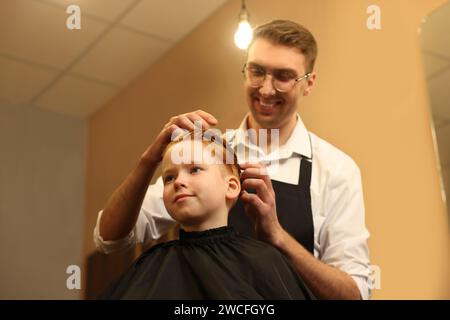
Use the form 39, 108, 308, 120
273, 79, 293, 92
273, 70, 298, 92
244, 65, 299, 92
245, 66, 264, 87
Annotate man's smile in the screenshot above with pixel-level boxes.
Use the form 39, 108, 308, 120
253, 96, 283, 114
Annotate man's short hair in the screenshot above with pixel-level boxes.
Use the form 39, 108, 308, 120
251, 20, 318, 73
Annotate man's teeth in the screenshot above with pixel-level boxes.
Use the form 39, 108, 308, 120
260, 101, 276, 107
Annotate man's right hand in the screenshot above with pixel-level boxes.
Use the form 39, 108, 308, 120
141, 109, 218, 164
98, 109, 217, 244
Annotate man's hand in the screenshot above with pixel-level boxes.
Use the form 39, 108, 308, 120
141, 109, 218, 164
239, 162, 285, 245
99, 109, 217, 243
239, 162, 361, 299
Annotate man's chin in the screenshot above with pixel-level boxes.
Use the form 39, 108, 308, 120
250, 110, 282, 129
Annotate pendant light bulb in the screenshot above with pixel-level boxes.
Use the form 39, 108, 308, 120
234, 1, 253, 50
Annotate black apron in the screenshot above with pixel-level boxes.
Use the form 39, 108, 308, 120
228, 155, 314, 254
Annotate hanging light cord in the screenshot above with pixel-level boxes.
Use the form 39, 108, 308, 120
239, 0, 249, 21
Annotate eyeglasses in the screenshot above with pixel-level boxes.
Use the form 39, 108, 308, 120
242, 63, 311, 93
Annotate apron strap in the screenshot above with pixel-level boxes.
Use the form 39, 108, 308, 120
299, 156, 312, 209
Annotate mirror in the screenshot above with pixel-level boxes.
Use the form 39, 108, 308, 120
421, 1, 450, 217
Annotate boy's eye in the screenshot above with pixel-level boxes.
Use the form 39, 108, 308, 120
190, 166, 202, 174
163, 176, 174, 184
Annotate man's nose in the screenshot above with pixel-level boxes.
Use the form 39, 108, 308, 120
259, 74, 276, 96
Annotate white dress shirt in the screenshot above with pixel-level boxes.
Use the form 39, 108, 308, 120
93, 113, 372, 299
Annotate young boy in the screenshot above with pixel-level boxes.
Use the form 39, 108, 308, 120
100, 131, 314, 299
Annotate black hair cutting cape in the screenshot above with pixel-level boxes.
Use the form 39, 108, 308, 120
99, 226, 314, 300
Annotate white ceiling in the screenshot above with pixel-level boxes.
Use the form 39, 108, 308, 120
421, 1, 450, 170
0, 0, 228, 118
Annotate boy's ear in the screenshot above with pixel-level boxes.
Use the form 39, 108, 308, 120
225, 175, 241, 201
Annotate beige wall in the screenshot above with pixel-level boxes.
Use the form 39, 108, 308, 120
0, 103, 86, 299
85, 0, 450, 299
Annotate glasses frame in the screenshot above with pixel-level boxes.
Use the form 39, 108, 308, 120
242, 63, 312, 93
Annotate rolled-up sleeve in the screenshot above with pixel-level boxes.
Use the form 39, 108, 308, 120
93, 210, 136, 254
318, 160, 372, 300
93, 177, 176, 254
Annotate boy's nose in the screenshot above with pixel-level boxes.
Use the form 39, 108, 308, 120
174, 176, 187, 190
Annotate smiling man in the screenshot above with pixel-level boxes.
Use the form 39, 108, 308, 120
244, 36, 314, 136
94, 20, 372, 300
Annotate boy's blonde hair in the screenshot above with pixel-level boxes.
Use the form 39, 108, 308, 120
163, 130, 241, 179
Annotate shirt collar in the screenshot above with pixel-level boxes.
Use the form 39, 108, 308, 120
228, 113, 312, 159
283, 114, 312, 159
